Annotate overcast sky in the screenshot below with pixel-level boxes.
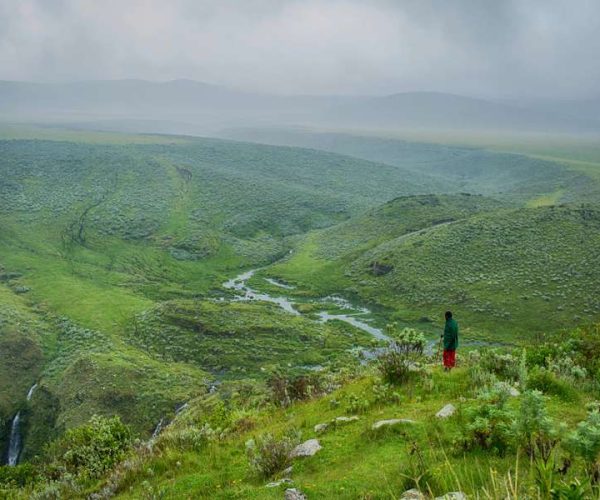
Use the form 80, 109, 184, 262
1, 0, 599, 98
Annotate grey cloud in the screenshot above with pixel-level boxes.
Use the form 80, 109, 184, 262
0, 0, 598, 98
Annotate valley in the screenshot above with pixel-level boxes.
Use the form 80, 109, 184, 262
1, 125, 600, 498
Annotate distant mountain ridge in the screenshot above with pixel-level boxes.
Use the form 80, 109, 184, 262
1, 79, 599, 134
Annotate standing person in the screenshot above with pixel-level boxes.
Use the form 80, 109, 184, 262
442, 311, 459, 371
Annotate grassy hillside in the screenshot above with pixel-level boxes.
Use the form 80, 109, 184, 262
266, 201, 600, 340
1, 126, 599, 478
5, 322, 600, 499
0, 130, 443, 459
221, 129, 600, 205
263, 194, 505, 286
125, 300, 374, 380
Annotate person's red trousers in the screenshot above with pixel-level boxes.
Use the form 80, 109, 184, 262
443, 349, 456, 369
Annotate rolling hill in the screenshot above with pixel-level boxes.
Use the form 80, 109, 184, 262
1, 126, 599, 471
2, 80, 600, 134
267, 201, 600, 338
0, 129, 443, 459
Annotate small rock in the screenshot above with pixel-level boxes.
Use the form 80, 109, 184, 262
435, 492, 467, 500
266, 478, 293, 488
401, 489, 427, 500
13, 286, 30, 294
436, 404, 456, 418
282, 465, 293, 478
314, 423, 329, 433
290, 439, 321, 458
509, 387, 520, 397
334, 416, 360, 424
371, 418, 415, 430
285, 488, 307, 500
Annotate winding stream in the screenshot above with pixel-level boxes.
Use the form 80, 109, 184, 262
223, 269, 390, 341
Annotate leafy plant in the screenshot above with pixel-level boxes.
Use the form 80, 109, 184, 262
44, 415, 132, 480
514, 390, 560, 463
0, 463, 38, 488
371, 381, 402, 405
479, 349, 520, 382
155, 423, 224, 452
527, 366, 579, 401
462, 383, 514, 454
246, 429, 301, 479
565, 410, 600, 484
377, 328, 425, 385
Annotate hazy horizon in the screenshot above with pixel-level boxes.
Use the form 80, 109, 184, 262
1, 0, 599, 100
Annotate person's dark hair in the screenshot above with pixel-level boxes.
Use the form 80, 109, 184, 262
445, 310, 452, 319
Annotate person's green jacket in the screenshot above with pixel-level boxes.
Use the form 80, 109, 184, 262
443, 318, 459, 350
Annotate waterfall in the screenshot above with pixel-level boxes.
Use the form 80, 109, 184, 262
7, 412, 22, 466
151, 418, 165, 440
5, 383, 37, 466
26, 383, 37, 401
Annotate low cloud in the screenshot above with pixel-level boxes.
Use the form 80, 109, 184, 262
0, 0, 598, 98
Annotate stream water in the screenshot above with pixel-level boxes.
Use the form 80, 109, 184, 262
223, 269, 390, 341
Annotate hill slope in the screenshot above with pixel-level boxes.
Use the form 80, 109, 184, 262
267, 201, 600, 338
221, 129, 600, 204
0, 131, 445, 459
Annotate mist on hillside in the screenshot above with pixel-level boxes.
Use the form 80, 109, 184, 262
1, 1, 600, 137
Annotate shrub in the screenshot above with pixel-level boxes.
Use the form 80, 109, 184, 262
377, 328, 425, 386
514, 390, 560, 462
565, 410, 600, 484
462, 383, 514, 454
44, 415, 132, 480
0, 463, 38, 488
567, 324, 600, 375
346, 394, 371, 414
246, 430, 301, 479
371, 382, 401, 405
547, 355, 587, 383
385, 325, 426, 354
267, 372, 323, 407
479, 349, 520, 382
527, 366, 579, 401
155, 423, 223, 452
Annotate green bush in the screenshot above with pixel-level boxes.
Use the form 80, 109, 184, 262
246, 430, 301, 479
565, 410, 600, 483
514, 390, 560, 462
479, 349, 520, 382
377, 328, 425, 386
0, 463, 38, 488
462, 383, 514, 454
155, 423, 223, 452
267, 372, 324, 407
44, 415, 132, 480
527, 367, 579, 401
371, 382, 402, 405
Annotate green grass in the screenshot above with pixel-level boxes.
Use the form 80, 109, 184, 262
2, 126, 599, 470
34, 363, 591, 499
125, 300, 374, 380
269, 202, 600, 341
0, 131, 441, 458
